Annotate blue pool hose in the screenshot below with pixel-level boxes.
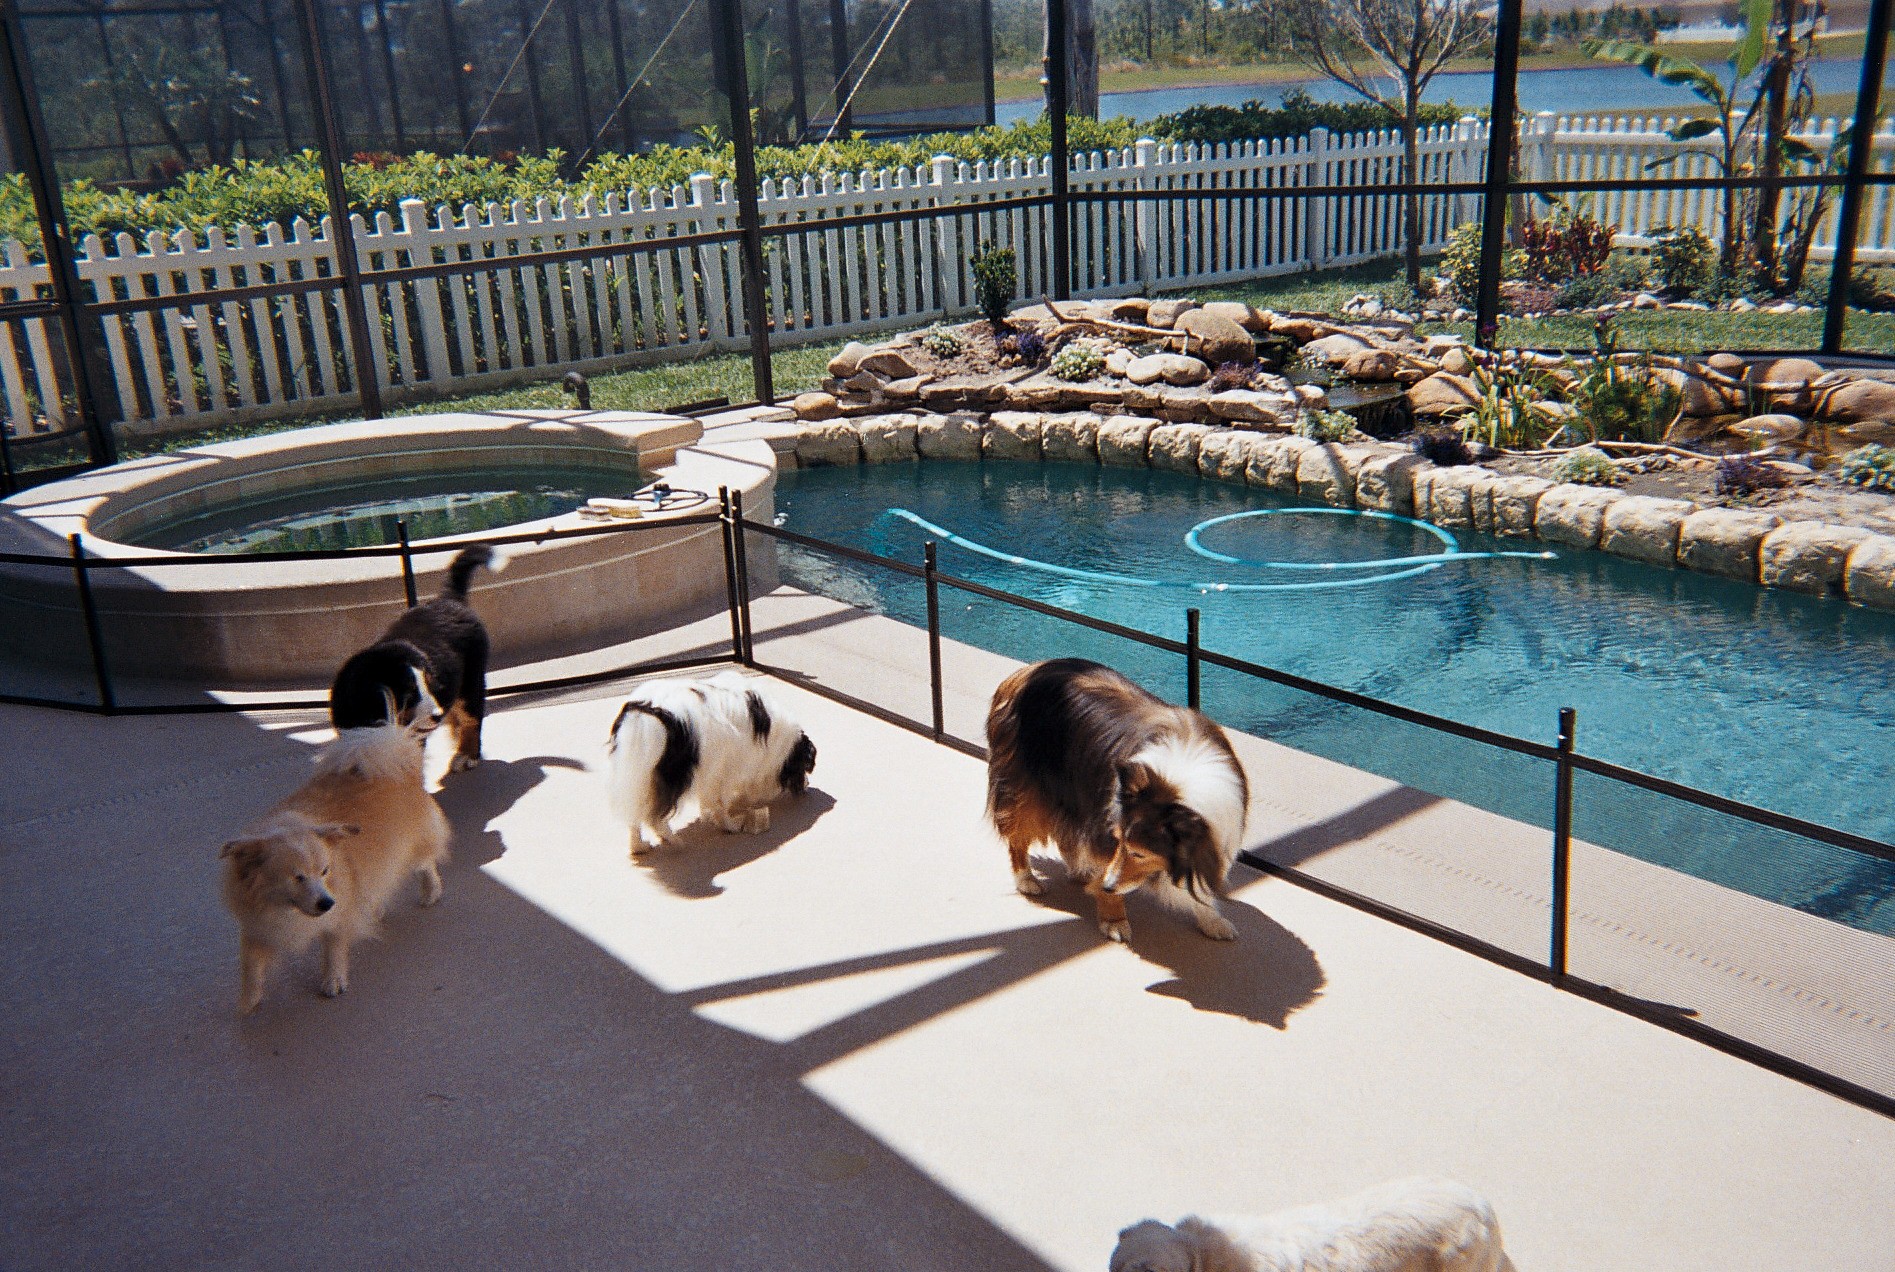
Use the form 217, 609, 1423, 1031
882, 506, 1557, 594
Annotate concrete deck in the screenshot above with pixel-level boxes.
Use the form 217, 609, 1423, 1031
4, 601, 1893, 1271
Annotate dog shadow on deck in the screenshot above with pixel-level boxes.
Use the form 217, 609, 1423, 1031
1022, 858, 1325, 1030
433, 754, 590, 866
637, 787, 838, 899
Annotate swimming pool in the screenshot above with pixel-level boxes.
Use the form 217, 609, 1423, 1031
774, 460, 1895, 934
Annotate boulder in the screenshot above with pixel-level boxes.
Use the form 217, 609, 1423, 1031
1407, 372, 1480, 416
1488, 475, 1555, 537
1438, 346, 1474, 376
1122, 383, 1167, 413
1843, 534, 1895, 611
1758, 521, 1872, 595
1041, 412, 1101, 463
827, 341, 873, 377
1601, 495, 1696, 566
1200, 301, 1271, 332
1270, 315, 1328, 343
1159, 385, 1214, 418
1746, 357, 1826, 412
1677, 508, 1781, 581
983, 411, 1044, 461
1341, 349, 1400, 382
1126, 353, 1209, 386
1820, 377, 1895, 424
1728, 413, 1809, 444
1296, 443, 1370, 507
1426, 465, 1489, 528
1304, 332, 1373, 362
914, 412, 985, 461
1198, 429, 1268, 483
1705, 352, 1747, 376
859, 347, 921, 379
1175, 309, 1256, 366
1098, 415, 1160, 466
1145, 299, 1200, 329
883, 374, 929, 400
843, 370, 884, 395
1109, 296, 1153, 321
1534, 484, 1624, 549
1840, 420, 1895, 447
1105, 348, 1134, 378
1246, 436, 1318, 493
1207, 389, 1290, 426
1354, 452, 1427, 515
792, 391, 842, 421
1671, 368, 1742, 417
855, 413, 919, 463
795, 419, 862, 466
1149, 423, 1214, 474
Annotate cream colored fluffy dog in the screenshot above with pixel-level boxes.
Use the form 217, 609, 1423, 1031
1110, 1178, 1515, 1272
219, 720, 450, 1014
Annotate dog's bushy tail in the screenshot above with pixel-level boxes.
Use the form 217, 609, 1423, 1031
442, 546, 494, 600
606, 700, 697, 832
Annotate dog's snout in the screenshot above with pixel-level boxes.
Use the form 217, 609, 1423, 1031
314, 894, 335, 914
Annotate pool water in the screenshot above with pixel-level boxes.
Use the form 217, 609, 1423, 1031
775, 460, 1895, 934
129, 463, 646, 555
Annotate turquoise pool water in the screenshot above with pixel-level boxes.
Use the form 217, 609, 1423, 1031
775, 460, 1895, 934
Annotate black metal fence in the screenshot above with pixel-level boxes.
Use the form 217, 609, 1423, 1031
1, 485, 1892, 1119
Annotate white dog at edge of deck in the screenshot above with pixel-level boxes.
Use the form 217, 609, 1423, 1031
1109, 1178, 1516, 1272
606, 672, 817, 853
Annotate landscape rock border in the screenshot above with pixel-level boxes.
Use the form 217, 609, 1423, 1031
777, 410, 1895, 612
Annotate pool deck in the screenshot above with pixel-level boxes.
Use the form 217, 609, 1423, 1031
3, 593, 1893, 1271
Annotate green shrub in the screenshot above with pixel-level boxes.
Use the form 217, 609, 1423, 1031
1151, 90, 1467, 147
970, 242, 1018, 327
1566, 318, 1679, 442
1550, 446, 1623, 485
1603, 252, 1649, 291
1048, 338, 1107, 382
1803, 267, 1895, 312
1840, 443, 1895, 493
1294, 409, 1357, 441
1442, 222, 1486, 302
1554, 272, 1618, 311
1650, 226, 1716, 297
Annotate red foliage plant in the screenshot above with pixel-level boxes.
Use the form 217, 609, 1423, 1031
1520, 211, 1615, 284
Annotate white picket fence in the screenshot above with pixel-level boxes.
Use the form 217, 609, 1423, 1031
3, 111, 1892, 440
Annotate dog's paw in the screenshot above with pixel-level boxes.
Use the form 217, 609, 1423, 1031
448, 753, 481, 773
418, 869, 443, 907
1013, 872, 1044, 897
320, 974, 349, 998
1196, 912, 1238, 941
239, 993, 263, 1016
741, 808, 770, 834
1099, 918, 1131, 943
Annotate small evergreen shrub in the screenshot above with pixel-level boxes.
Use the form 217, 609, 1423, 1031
1294, 409, 1356, 442
1550, 446, 1623, 486
1650, 226, 1716, 297
1048, 338, 1107, 382
918, 324, 963, 358
1207, 360, 1264, 392
1412, 432, 1476, 466
970, 242, 1017, 328
1442, 222, 1486, 301
1840, 443, 1895, 493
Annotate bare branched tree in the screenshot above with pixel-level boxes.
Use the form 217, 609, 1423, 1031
1275, 0, 1490, 290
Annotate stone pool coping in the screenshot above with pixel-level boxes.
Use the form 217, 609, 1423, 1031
0, 410, 777, 684
766, 409, 1895, 612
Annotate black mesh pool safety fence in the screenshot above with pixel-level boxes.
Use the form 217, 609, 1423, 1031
0, 494, 1889, 1116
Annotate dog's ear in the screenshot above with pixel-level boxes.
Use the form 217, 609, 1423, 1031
311, 823, 360, 843
1163, 804, 1223, 898
219, 837, 267, 875
1116, 761, 1157, 804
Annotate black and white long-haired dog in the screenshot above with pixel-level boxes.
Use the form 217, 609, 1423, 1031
329, 545, 498, 771
606, 672, 818, 855
986, 658, 1248, 944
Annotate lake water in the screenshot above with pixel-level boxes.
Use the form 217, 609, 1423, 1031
994, 57, 1889, 126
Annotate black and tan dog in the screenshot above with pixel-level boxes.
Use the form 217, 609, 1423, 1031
986, 658, 1249, 944
329, 545, 497, 771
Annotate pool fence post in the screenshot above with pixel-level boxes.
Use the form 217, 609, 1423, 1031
1551, 706, 1576, 986
68, 534, 115, 714
730, 488, 755, 665
718, 488, 744, 664
924, 541, 944, 742
1185, 607, 1201, 711
396, 520, 418, 607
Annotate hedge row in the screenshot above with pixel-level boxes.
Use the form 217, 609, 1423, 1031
0, 96, 1473, 252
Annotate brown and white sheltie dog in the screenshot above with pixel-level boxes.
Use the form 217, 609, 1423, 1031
986, 658, 1248, 944
219, 718, 450, 1014
606, 672, 818, 855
